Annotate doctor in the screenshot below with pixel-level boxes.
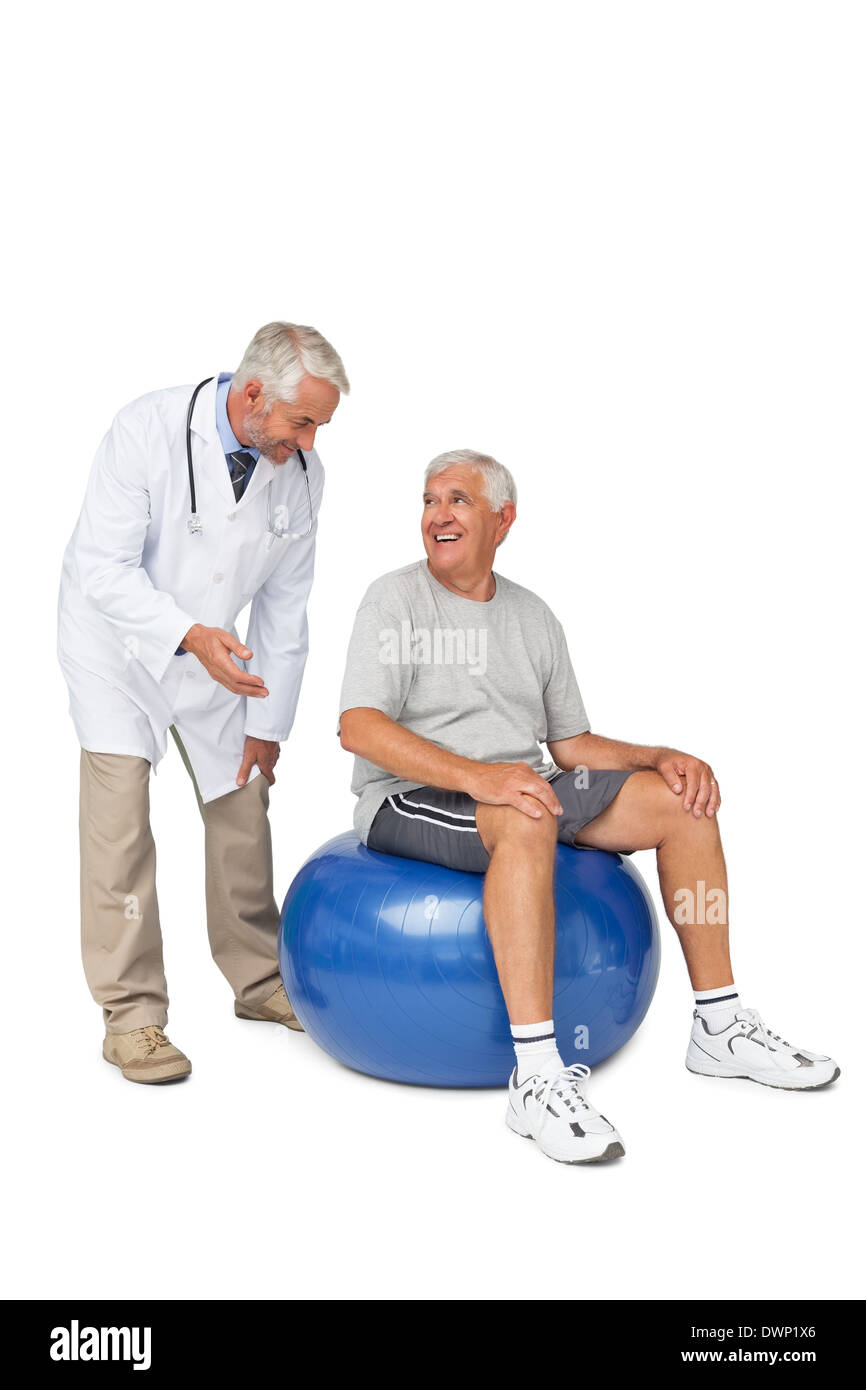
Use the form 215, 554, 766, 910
58, 321, 350, 1084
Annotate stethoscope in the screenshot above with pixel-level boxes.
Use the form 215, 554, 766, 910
185, 377, 313, 541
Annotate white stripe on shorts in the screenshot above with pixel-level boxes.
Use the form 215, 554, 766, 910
396, 793, 476, 821
388, 795, 479, 832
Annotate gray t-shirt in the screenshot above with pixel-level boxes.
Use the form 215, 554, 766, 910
338, 560, 591, 843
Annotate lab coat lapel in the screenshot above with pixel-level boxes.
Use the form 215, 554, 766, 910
188, 375, 235, 508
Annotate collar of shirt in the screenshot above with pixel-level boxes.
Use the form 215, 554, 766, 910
215, 371, 261, 462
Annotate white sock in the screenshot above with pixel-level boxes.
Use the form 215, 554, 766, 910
695, 984, 741, 1035
511, 1020, 563, 1084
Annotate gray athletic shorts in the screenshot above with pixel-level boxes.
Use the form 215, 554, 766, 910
366, 769, 634, 874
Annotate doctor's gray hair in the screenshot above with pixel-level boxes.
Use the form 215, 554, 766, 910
232, 321, 350, 408
424, 450, 518, 515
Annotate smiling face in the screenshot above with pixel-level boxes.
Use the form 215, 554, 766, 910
422, 466, 516, 596
233, 373, 340, 465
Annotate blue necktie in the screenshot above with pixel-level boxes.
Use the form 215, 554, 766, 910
227, 449, 257, 501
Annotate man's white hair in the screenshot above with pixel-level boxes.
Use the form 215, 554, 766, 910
231, 321, 350, 409
424, 449, 518, 514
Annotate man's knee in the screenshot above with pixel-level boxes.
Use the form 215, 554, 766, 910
80, 750, 152, 840
640, 771, 720, 844
616, 770, 720, 848
477, 802, 558, 855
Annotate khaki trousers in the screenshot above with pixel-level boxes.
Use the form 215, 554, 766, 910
79, 728, 282, 1033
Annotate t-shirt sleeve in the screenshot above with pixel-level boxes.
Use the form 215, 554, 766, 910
542, 618, 591, 742
337, 594, 414, 734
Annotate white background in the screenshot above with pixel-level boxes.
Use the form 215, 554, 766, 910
2, 0, 863, 1302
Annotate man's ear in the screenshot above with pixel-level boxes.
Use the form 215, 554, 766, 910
496, 500, 517, 546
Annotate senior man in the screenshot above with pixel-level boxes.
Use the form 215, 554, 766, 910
59, 321, 349, 1083
338, 450, 839, 1164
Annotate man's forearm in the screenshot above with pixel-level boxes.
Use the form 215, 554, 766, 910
340, 708, 484, 795
551, 731, 662, 773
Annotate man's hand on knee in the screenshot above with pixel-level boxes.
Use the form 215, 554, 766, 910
467, 762, 563, 819
654, 748, 720, 818
237, 737, 281, 788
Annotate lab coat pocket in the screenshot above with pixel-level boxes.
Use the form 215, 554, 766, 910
238, 531, 283, 600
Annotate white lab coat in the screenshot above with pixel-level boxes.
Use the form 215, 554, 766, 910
57, 375, 324, 802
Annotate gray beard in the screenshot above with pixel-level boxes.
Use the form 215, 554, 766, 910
242, 414, 289, 465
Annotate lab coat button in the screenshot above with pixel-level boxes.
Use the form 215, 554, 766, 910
227, 513, 236, 522
213, 572, 224, 584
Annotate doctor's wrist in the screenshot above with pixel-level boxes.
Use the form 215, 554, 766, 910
180, 623, 204, 654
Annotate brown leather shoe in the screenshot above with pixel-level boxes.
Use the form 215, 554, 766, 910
103, 1026, 192, 1084
234, 985, 304, 1032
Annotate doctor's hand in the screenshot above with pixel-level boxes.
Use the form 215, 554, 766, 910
237, 737, 280, 787
181, 624, 270, 698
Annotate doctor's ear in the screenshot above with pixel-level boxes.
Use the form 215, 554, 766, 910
241, 379, 266, 410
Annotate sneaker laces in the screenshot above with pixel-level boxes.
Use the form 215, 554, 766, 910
530, 1063, 593, 1135
739, 1008, 793, 1067
129, 1026, 170, 1056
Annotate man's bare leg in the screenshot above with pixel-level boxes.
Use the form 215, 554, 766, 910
572, 770, 840, 1090
574, 770, 732, 990
475, 802, 559, 1023
476, 800, 626, 1161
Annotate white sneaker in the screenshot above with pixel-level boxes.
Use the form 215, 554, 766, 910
506, 1063, 625, 1164
686, 1007, 840, 1090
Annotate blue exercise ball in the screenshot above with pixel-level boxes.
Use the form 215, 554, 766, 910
279, 832, 661, 1088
